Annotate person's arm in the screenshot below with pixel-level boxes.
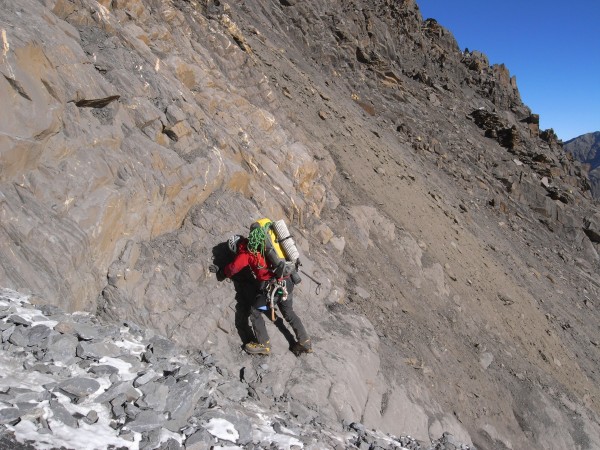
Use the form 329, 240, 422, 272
223, 252, 250, 278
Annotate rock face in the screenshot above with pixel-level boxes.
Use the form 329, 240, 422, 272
2, 1, 600, 449
563, 131, 600, 196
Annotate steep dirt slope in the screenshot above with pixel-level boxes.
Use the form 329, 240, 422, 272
215, 1, 600, 448
2, 0, 600, 448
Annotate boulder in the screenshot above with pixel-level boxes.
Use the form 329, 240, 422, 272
58, 377, 101, 400
583, 213, 600, 243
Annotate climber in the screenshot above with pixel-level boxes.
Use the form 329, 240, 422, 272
209, 233, 312, 356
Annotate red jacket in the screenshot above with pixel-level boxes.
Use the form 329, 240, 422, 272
223, 240, 274, 281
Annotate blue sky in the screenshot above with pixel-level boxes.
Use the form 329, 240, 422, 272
417, 1, 600, 141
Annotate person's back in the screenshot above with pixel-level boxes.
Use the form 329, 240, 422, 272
223, 238, 273, 281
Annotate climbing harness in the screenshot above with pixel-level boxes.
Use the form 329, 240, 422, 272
266, 279, 288, 321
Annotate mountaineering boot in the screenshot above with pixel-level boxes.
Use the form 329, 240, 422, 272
291, 339, 313, 356
244, 341, 271, 355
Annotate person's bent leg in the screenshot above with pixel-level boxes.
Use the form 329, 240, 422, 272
246, 288, 271, 355
235, 301, 254, 344
278, 281, 311, 353
278, 298, 309, 343
250, 306, 270, 345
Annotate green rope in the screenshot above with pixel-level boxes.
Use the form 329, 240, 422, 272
248, 221, 271, 257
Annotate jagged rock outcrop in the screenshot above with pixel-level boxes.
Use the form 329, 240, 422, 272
3, 0, 600, 449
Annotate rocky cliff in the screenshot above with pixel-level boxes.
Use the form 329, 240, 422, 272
2, 0, 600, 449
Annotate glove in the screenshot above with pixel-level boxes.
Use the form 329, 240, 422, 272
209, 264, 220, 273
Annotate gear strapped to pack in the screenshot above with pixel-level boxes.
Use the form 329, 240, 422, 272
248, 218, 303, 284
247, 222, 269, 268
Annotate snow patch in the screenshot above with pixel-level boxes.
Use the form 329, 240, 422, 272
204, 418, 239, 443
10, 417, 140, 450
97, 356, 136, 380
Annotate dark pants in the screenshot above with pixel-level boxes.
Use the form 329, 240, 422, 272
250, 278, 309, 345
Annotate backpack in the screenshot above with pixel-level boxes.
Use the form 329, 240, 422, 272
249, 218, 301, 283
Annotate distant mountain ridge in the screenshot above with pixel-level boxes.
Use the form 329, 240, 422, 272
564, 131, 600, 166
564, 131, 600, 196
